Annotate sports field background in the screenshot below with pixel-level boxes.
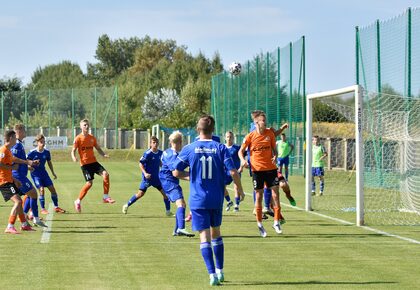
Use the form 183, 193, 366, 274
0, 150, 419, 289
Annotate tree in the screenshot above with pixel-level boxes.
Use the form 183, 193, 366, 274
141, 88, 180, 122
30, 61, 86, 90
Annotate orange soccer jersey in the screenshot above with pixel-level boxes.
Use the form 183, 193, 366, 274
0, 145, 14, 185
73, 134, 98, 166
243, 129, 277, 172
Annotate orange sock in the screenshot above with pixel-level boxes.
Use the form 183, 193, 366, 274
18, 214, 27, 223
273, 206, 281, 222
255, 206, 263, 222
103, 175, 110, 194
78, 183, 92, 200
8, 215, 17, 225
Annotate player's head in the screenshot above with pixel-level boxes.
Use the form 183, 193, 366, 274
35, 134, 46, 148
150, 136, 159, 150
253, 111, 267, 130
4, 130, 17, 146
169, 131, 183, 151
251, 110, 264, 121
13, 124, 26, 139
281, 133, 287, 141
196, 115, 215, 136
225, 131, 234, 146
313, 135, 320, 145
80, 119, 90, 133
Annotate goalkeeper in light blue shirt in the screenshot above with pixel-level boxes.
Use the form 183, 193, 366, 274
173, 115, 245, 286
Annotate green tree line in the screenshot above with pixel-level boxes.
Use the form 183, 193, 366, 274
0, 34, 224, 129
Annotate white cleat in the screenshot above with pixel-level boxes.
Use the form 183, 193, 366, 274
122, 204, 128, 214
258, 225, 267, 238
272, 223, 283, 234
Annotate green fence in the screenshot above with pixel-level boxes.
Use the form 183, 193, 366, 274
356, 7, 420, 98
211, 36, 306, 176
0, 87, 119, 146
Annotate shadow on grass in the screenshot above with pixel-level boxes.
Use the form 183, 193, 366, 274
43, 230, 106, 234
226, 280, 397, 286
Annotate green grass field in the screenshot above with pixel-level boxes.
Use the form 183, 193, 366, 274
1, 154, 419, 289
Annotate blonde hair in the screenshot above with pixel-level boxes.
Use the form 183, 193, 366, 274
35, 134, 45, 142
14, 124, 25, 131
80, 119, 90, 125
169, 131, 183, 143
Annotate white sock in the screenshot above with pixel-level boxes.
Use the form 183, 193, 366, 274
103, 194, 109, 199
7, 223, 14, 228
257, 222, 263, 227
216, 268, 223, 274
76, 199, 80, 204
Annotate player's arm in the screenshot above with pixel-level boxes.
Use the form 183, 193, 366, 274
320, 147, 328, 160
12, 177, 22, 188
173, 170, 189, 181
230, 169, 245, 201
71, 145, 78, 162
272, 123, 289, 137
139, 162, 151, 179
238, 143, 249, 169
94, 143, 109, 158
47, 160, 57, 179
12, 156, 38, 167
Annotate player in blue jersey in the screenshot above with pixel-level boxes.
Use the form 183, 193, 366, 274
12, 124, 47, 227
27, 134, 66, 214
159, 131, 194, 237
195, 135, 221, 142
122, 136, 171, 215
223, 131, 242, 212
173, 115, 245, 286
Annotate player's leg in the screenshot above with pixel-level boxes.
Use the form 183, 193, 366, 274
122, 187, 146, 214
319, 173, 325, 196
262, 187, 273, 216
270, 186, 282, 234
38, 187, 48, 214
224, 187, 233, 211
101, 169, 115, 203
193, 209, 219, 286
233, 183, 240, 212
283, 156, 290, 180
46, 184, 66, 213
311, 167, 316, 195
174, 196, 194, 237
5, 194, 21, 234
210, 208, 224, 283
157, 186, 172, 216
25, 185, 46, 227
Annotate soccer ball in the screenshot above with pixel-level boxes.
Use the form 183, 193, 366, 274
229, 62, 242, 76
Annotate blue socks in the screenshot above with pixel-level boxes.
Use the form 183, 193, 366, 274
51, 194, 58, 207
127, 195, 138, 207
30, 197, 39, 218
176, 207, 185, 230
39, 195, 45, 209
225, 195, 231, 202
263, 188, 271, 208
23, 197, 30, 213
320, 181, 325, 192
212, 237, 224, 271
164, 198, 171, 211
200, 242, 215, 274
235, 196, 240, 206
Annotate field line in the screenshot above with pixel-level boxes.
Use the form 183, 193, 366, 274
40, 203, 54, 244
227, 187, 420, 245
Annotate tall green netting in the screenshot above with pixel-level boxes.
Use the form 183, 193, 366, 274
0, 87, 118, 146
356, 8, 420, 225
211, 37, 306, 176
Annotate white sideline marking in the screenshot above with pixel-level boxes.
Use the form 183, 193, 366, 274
227, 187, 420, 245
40, 203, 54, 244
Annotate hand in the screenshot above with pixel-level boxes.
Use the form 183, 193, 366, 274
30, 160, 40, 166
271, 156, 277, 164
282, 123, 289, 129
72, 156, 77, 162
103, 154, 109, 158
239, 191, 245, 202
29, 166, 34, 172
52, 173, 57, 179
144, 173, 152, 179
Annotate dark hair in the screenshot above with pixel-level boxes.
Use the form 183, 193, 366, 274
14, 124, 25, 131
150, 136, 159, 143
4, 130, 16, 142
197, 115, 215, 135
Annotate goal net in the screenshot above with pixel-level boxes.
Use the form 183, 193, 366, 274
306, 85, 420, 226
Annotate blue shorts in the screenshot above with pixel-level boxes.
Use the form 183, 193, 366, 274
139, 178, 162, 192
161, 180, 183, 202
277, 156, 290, 167
15, 176, 35, 194
312, 167, 325, 177
31, 173, 53, 189
191, 208, 223, 232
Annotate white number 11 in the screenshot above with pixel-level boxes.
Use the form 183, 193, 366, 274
200, 156, 213, 179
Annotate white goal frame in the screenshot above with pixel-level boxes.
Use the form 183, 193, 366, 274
305, 85, 365, 226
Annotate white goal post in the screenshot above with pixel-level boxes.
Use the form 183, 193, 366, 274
305, 85, 365, 226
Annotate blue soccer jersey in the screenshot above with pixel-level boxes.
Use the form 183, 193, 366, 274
159, 148, 180, 187
140, 149, 163, 181
11, 139, 28, 178
174, 139, 236, 209
27, 148, 51, 176
226, 144, 241, 170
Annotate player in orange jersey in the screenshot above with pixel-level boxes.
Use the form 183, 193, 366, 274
71, 119, 115, 213
239, 111, 282, 237
1, 130, 35, 234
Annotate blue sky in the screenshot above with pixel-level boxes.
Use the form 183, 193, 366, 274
1, 0, 418, 92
